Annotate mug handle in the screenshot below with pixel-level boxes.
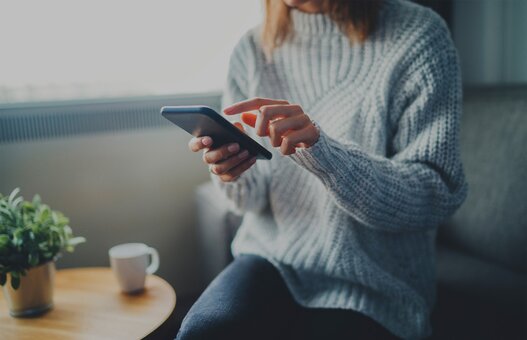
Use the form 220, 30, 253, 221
146, 247, 160, 275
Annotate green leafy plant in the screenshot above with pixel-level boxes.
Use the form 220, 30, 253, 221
0, 188, 85, 289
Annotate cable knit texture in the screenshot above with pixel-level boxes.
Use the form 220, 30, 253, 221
212, 0, 467, 338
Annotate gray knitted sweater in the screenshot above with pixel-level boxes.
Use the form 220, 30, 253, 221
212, 0, 467, 338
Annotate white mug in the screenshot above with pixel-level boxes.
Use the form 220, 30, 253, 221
109, 243, 159, 293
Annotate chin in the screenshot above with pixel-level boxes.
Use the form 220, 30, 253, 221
283, 0, 309, 7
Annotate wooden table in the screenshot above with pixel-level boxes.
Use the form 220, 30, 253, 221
0, 267, 176, 340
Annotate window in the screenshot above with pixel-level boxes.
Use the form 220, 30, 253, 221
0, 1, 262, 104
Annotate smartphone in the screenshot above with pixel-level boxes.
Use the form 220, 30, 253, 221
161, 106, 272, 160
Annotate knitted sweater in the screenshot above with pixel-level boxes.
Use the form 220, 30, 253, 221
212, 0, 467, 338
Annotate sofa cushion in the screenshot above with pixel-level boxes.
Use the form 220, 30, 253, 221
439, 86, 527, 274
436, 245, 526, 306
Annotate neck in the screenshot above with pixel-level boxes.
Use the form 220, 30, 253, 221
295, 3, 323, 14
297, 7, 322, 14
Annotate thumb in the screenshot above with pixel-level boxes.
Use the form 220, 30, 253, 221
233, 122, 245, 132
241, 112, 257, 128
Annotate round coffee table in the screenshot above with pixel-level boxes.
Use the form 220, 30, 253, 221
0, 267, 176, 339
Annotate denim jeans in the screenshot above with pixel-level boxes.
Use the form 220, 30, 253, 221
176, 254, 398, 340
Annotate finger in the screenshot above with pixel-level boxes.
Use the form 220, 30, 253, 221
223, 97, 289, 115
219, 157, 257, 182
280, 126, 313, 155
233, 122, 245, 132
203, 143, 240, 164
211, 149, 251, 175
256, 104, 304, 137
188, 136, 213, 152
268, 115, 311, 147
241, 112, 257, 128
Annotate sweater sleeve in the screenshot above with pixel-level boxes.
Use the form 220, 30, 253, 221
290, 33, 468, 232
211, 31, 270, 214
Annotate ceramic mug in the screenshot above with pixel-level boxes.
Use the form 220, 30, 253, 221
109, 243, 159, 293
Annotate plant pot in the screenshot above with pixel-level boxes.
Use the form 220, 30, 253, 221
2, 261, 56, 317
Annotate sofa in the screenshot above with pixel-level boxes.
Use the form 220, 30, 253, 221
194, 86, 527, 339
432, 86, 526, 339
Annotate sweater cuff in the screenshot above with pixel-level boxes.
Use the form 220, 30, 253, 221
210, 171, 245, 200
289, 128, 341, 182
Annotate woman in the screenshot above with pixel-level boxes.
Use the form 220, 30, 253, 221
178, 0, 467, 339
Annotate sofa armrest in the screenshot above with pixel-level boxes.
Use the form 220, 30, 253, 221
195, 181, 242, 283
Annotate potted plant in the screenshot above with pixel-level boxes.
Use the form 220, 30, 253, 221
0, 188, 85, 317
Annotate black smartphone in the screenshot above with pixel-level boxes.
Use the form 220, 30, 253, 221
161, 106, 272, 160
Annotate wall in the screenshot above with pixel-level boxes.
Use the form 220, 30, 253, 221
0, 127, 210, 297
453, 0, 527, 85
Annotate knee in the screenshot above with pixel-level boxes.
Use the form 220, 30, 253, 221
176, 308, 237, 340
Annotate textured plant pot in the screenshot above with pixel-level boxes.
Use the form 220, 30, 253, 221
2, 262, 56, 317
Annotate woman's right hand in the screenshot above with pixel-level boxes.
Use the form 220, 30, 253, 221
188, 123, 257, 182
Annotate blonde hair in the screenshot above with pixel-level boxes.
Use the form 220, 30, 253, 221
262, 0, 382, 58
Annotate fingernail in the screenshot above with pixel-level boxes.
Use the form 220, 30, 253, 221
250, 157, 257, 164
202, 137, 212, 146
223, 107, 233, 114
228, 143, 239, 153
238, 150, 249, 159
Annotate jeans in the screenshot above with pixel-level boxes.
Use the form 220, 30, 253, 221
176, 255, 398, 340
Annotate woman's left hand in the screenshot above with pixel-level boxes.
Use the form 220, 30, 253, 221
224, 98, 320, 155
